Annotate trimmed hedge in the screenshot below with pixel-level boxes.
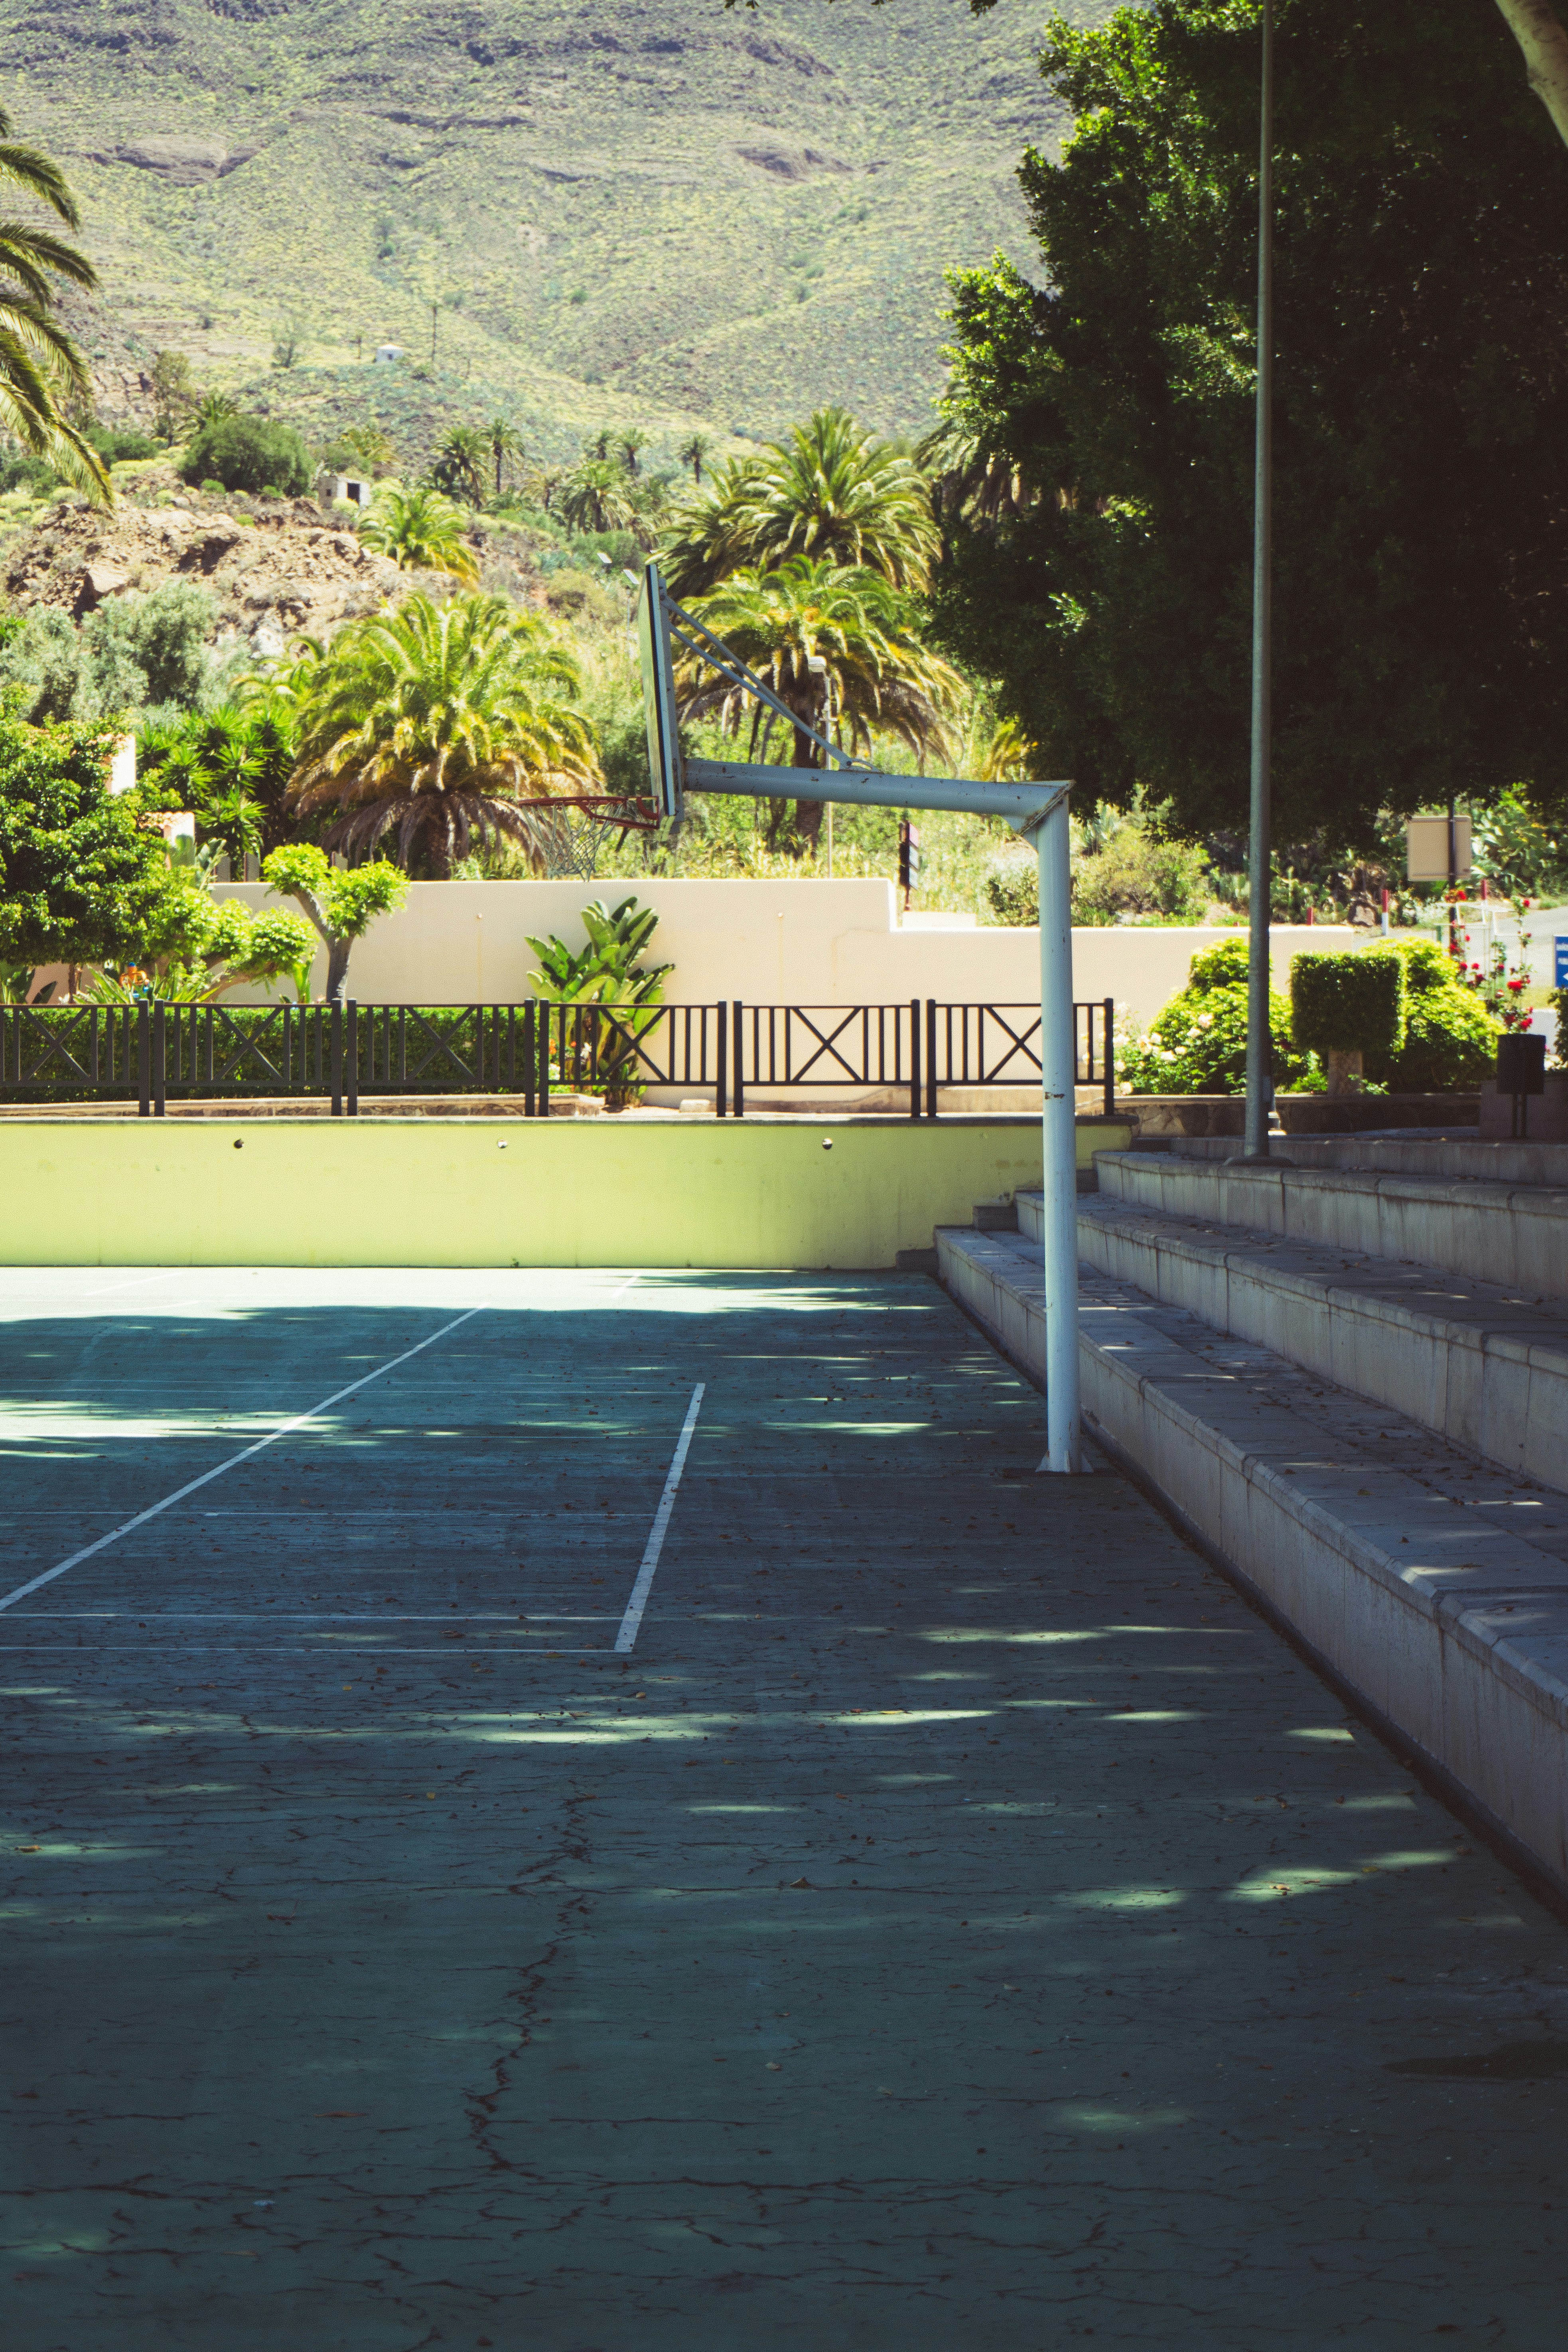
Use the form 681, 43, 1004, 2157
1290, 948, 1406, 1057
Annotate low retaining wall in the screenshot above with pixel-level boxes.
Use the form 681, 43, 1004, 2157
0, 1114, 1045, 1269
1121, 1093, 1480, 1137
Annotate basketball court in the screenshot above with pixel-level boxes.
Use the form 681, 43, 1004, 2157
2, 1265, 1562, 2347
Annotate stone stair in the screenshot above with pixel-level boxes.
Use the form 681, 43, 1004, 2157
935, 1139, 1568, 1898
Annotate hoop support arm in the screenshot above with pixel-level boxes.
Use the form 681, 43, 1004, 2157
684, 758, 1067, 832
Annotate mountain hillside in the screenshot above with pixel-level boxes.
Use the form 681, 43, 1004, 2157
1, 0, 1105, 466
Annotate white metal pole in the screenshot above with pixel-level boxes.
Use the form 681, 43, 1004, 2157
1037, 794, 1082, 1473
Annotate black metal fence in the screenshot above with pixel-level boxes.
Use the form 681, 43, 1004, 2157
1, 996, 1116, 1119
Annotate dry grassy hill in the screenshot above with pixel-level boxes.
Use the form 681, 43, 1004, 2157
2, 0, 1109, 465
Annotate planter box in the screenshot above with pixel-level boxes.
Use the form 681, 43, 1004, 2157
1116, 1093, 1481, 1137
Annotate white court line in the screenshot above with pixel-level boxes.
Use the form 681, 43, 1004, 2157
613, 1383, 704, 1654
610, 1272, 640, 1300
0, 1306, 487, 1617
83, 1271, 183, 1298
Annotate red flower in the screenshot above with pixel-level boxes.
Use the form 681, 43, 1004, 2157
1507, 977, 1527, 991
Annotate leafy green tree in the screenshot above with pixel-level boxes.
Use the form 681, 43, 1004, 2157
179, 412, 311, 497
1363, 937, 1501, 1091
929, 0, 1568, 850
485, 416, 522, 499
0, 580, 218, 724
260, 842, 408, 1002
430, 425, 488, 505
359, 481, 478, 583
559, 456, 637, 536
0, 709, 168, 984
284, 592, 600, 878
617, 428, 649, 478
662, 408, 939, 598
678, 432, 712, 486
678, 555, 964, 851
343, 423, 395, 476
0, 108, 109, 501
137, 701, 300, 862
150, 351, 197, 443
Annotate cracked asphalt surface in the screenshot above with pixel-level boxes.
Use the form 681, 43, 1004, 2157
1, 1264, 1563, 2348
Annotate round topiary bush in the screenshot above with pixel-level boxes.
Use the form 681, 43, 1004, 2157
178, 413, 310, 497
1117, 934, 1315, 1094
200, 478, 225, 494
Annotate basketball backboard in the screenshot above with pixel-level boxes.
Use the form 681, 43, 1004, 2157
637, 561, 682, 822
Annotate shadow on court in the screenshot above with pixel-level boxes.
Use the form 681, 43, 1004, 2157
0, 1266, 1562, 2350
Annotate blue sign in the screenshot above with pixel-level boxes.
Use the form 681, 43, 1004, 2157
1556, 936, 1568, 987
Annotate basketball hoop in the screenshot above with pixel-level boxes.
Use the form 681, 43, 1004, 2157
513, 795, 661, 882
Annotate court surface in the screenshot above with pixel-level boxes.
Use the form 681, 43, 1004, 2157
1, 1265, 1564, 2351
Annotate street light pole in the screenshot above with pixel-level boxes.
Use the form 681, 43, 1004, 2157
1241, 0, 1276, 1161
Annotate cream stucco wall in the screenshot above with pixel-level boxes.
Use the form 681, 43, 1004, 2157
208, 877, 1357, 1021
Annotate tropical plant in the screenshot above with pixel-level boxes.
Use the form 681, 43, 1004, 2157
676, 555, 964, 851
195, 390, 238, 428
617, 427, 649, 477
661, 407, 939, 596
272, 316, 305, 370
678, 431, 712, 485
260, 841, 407, 1002
430, 425, 488, 505
485, 416, 522, 499
179, 413, 311, 497
283, 592, 601, 878
527, 894, 673, 1107
358, 480, 478, 583
0, 109, 110, 501
136, 700, 299, 861
559, 456, 637, 537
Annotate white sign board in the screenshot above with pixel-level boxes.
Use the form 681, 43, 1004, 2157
1405, 813, 1471, 882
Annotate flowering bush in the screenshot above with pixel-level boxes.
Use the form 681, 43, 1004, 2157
1115, 936, 1317, 1095
1362, 939, 1500, 1091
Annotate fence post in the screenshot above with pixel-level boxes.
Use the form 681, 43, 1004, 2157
330, 1001, 343, 1117
909, 998, 921, 1121
347, 1002, 359, 1117
926, 998, 939, 1121
716, 1001, 728, 1118
1103, 996, 1115, 1118
732, 1001, 744, 1119
152, 1001, 166, 1118
137, 1002, 150, 1117
540, 1003, 552, 1118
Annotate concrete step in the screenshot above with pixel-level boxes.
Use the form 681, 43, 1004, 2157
1089, 1150, 1568, 1302
936, 1221, 1568, 1898
971, 1198, 1019, 1232
1164, 1129, 1568, 1186
1055, 1192, 1568, 1495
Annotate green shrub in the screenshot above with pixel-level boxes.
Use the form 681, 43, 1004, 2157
179, 413, 311, 497
983, 856, 1037, 926
0, 450, 57, 496
200, 477, 225, 494
1363, 937, 1500, 1091
0, 580, 217, 724
88, 427, 160, 466
1290, 948, 1406, 1057
1072, 829, 1210, 925
1116, 934, 1315, 1095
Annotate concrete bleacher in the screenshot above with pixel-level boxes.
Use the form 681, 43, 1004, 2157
935, 1130, 1568, 1899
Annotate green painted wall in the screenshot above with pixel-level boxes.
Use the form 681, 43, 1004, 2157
0, 1116, 1123, 1269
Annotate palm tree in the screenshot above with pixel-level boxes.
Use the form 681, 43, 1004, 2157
486, 415, 522, 498
617, 426, 648, 477
430, 424, 487, 505
284, 593, 601, 877
0, 109, 109, 502
359, 480, 479, 584
676, 555, 964, 852
678, 431, 712, 485
660, 408, 938, 599
195, 390, 238, 428
558, 455, 636, 535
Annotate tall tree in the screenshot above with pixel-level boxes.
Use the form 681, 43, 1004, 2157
0, 110, 109, 501
284, 593, 601, 877
485, 416, 522, 498
676, 555, 964, 850
929, 0, 1568, 848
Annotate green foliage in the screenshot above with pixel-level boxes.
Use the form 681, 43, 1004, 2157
136, 701, 299, 862
1362, 937, 1501, 1092
286, 592, 598, 878
1470, 789, 1568, 907
1073, 827, 1211, 926
150, 351, 197, 442
982, 855, 1037, 927
261, 841, 408, 1001
1117, 935, 1312, 1097
0, 710, 168, 971
179, 412, 311, 497
1291, 949, 1407, 1058
359, 479, 477, 582
527, 893, 672, 1107
0, 580, 218, 724
0, 107, 109, 501
87, 425, 160, 465
929, 3, 1568, 848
